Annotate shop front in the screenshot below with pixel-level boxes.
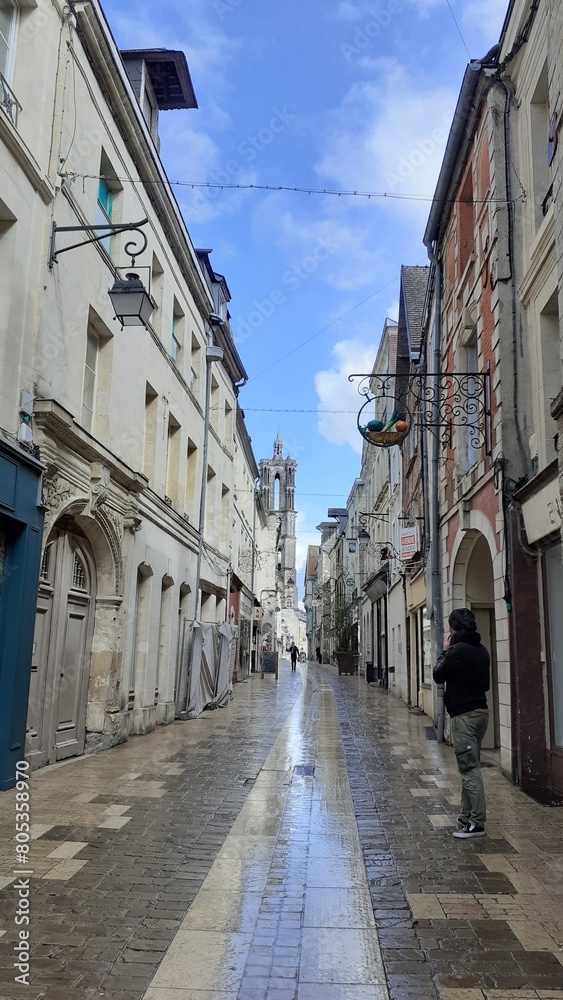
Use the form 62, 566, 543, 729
0, 438, 44, 789
516, 463, 563, 799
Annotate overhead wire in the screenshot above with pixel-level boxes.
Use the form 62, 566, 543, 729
65, 172, 523, 207
444, 0, 471, 59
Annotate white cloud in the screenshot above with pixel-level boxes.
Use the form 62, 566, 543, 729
315, 60, 456, 228
158, 119, 259, 225
407, 0, 442, 15
295, 513, 320, 587
337, 2, 364, 20
256, 205, 384, 292
387, 298, 400, 321
462, 0, 508, 39
407, 0, 508, 45
316, 338, 378, 453
109, 0, 240, 84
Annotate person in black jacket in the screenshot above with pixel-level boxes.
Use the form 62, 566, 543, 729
289, 643, 299, 671
433, 608, 490, 839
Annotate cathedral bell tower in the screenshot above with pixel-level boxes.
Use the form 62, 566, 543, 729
259, 432, 297, 609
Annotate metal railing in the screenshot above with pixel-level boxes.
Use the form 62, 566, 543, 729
0, 71, 22, 127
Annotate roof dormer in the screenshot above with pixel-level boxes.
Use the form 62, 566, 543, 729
121, 48, 197, 149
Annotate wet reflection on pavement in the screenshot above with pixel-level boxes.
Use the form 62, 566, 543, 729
144, 663, 388, 999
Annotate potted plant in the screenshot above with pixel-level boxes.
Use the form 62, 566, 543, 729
332, 600, 357, 675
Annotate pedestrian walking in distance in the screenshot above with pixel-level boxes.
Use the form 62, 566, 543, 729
433, 608, 490, 839
290, 643, 298, 672
316, 645, 322, 664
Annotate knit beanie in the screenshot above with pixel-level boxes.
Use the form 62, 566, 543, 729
449, 608, 477, 632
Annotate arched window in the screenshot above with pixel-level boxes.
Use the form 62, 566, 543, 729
273, 474, 280, 510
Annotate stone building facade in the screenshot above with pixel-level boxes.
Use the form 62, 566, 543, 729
0, 0, 262, 778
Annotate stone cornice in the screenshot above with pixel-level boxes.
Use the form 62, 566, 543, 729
33, 398, 147, 493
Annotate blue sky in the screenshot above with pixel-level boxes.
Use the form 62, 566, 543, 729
104, 0, 508, 592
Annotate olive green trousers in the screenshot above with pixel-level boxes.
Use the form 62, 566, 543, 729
450, 711, 489, 827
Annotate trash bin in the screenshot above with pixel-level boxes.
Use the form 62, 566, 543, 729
366, 661, 375, 683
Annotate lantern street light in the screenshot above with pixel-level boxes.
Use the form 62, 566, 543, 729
108, 271, 154, 327
48, 218, 154, 327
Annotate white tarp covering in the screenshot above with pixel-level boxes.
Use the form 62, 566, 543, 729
187, 621, 238, 717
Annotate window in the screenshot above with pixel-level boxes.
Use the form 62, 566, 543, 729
530, 64, 550, 230
210, 376, 219, 431
0, 0, 17, 81
96, 179, 113, 254
460, 330, 479, 474
81, 310, 112, 434
221, 484, 229, 548
165, 413, 181, 502
190, 333, 202, 400
457, 169, 475, 276
420, 605, 431, 685
72, 553, 87, 591
150, 254, 164, 333
129, 564, 153, 705
156, 577, 174, 705
538, 290, 559, 468
143, 383, 158, 480
184, 439, 198, 519
171, 299, 184, 367
224, 401, 233, 447
95, 152, 121, 254
205, 466, 216, 537
82, 329, 98, 431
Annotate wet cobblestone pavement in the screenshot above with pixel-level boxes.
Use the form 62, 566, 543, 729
1, 663, 563, 999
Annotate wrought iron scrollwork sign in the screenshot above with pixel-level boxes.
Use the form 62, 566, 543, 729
348, 372, 491, 452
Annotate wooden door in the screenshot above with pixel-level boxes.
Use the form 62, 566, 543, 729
28, 528, 95, 766
473, 606, 499, 750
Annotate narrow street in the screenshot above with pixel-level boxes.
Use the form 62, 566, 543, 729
1, 663, 563, 1000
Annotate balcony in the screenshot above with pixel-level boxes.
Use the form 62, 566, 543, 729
0, 71, 22, 127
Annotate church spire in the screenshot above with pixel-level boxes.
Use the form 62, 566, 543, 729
273, 429, 283, 458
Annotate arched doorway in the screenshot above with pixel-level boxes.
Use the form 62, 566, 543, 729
28, 520, 96, 768
457, 532, 500, 750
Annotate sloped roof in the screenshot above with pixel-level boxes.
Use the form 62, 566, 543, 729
120, 49, 197, 111
400, 265, 429, 357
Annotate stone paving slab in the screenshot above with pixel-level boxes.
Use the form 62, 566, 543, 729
0, 663, 562, 999
327, 670, 563, 1000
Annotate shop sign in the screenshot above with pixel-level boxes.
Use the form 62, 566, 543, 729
400, 526, 419, 560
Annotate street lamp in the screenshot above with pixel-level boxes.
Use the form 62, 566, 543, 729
48, 218, 154, 327
108, 272, 154, 327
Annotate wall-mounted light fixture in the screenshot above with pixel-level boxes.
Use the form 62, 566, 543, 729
48, 218, 154, 327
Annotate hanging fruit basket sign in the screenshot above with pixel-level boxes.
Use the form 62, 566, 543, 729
357, 393, 411, 448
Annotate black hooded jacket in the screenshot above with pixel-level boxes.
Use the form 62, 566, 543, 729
432, 627, 490, 718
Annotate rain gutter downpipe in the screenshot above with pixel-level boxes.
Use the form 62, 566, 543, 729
424, 244, 444, 742
177, 320, 223, 717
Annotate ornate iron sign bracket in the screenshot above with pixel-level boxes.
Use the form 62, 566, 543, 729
348, 372, 491, 452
